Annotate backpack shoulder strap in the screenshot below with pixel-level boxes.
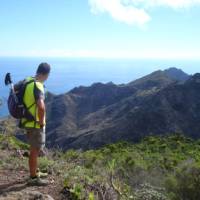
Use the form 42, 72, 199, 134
24, 77, 35, 85
21, 77, 37, 112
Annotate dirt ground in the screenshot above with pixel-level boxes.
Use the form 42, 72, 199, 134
0, 151, 65, 200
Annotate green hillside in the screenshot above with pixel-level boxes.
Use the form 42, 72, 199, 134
1, 133, 200, 200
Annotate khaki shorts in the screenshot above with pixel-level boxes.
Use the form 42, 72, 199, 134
26, 127, 46, 150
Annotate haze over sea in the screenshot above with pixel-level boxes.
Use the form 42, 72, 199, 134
0, 57, 200, 117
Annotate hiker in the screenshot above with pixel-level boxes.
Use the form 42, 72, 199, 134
14, 63, 51, 186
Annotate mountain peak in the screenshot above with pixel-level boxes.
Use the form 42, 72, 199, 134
164, 67, 183, 73
185, 73, 200, 84
129, 67, 190, 89
164, 67, 190, 82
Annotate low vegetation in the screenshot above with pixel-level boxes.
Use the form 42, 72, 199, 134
1, 132, 200, 200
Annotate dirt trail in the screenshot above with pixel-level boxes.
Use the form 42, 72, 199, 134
0, 169, 63, 200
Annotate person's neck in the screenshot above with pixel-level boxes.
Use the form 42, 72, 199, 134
35, 74, 43, 83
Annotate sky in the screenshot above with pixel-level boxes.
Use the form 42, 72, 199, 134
0, 0, 200, 59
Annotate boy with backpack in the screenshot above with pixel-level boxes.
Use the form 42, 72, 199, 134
13, 63, 51, 186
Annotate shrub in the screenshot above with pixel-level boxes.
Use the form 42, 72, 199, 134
165, 162, 200, 200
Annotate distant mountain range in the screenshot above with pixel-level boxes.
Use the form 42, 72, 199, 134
42, 67, 200, 150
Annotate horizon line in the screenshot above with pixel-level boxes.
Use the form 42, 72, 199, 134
0, 55, 200, 61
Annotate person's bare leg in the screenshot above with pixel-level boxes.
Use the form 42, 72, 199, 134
29, 147, 40, 177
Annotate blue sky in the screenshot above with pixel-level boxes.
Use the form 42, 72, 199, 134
0, 0, 200, 59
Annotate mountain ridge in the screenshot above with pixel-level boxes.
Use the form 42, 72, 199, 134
42, 67, 200, 150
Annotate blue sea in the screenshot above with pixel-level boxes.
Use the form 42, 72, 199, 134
0, 57, 200, 117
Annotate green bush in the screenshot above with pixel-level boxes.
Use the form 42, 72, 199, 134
38, 157, 54, 172
165, 162, 200, 200
0, 135, 29, 150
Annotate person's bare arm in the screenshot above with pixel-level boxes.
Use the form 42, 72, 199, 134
37, 98, 45, 127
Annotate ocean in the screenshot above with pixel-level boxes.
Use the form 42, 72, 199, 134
0, 57, 200, 117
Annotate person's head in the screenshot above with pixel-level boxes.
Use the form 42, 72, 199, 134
36, 62, 51, 82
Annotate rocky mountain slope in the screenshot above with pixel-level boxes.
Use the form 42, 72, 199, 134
43, 67, 200, 150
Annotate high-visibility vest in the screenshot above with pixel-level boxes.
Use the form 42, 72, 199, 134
20, 76, 45, 129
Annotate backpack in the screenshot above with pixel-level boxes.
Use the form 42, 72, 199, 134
7, 78, 36, 121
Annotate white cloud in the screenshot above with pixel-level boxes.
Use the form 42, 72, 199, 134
143, 0, 200, 9
89, 0, 151, 26
89, 0, 200, 26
